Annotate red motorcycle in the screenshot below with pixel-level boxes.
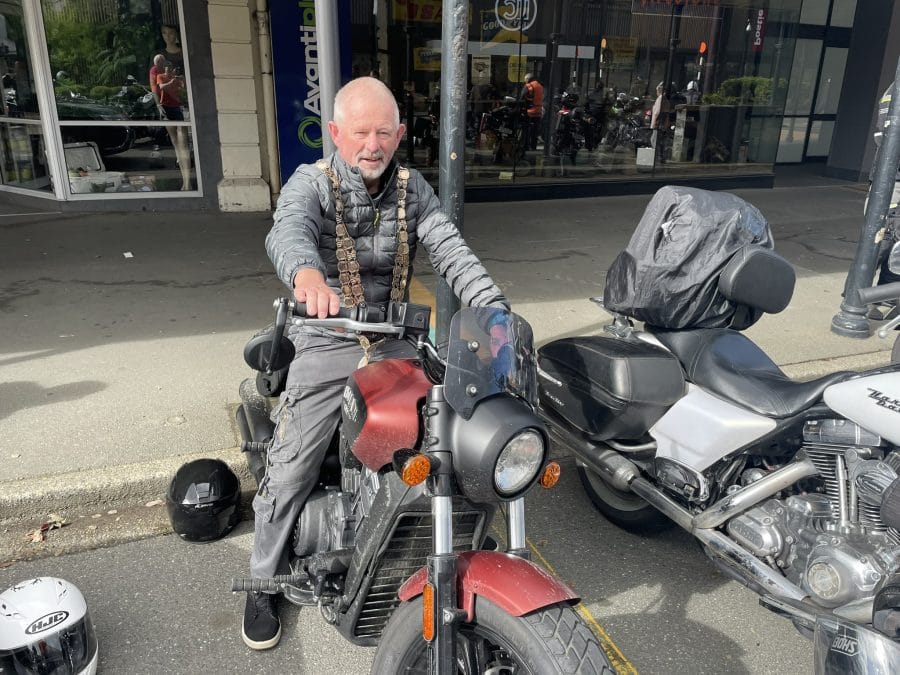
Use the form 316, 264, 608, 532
234, 299, 612, 674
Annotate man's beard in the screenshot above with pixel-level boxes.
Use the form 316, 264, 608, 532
356, 152, 388, 184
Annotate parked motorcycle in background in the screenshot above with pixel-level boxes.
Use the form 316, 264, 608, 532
537, 186, 900, 672
479, 96, 527, 164
602, 93, 652, 154
550, 91, 600, 164
234, 300, 612, 674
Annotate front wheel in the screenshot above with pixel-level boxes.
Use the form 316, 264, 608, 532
371, 596, 613, 675
577, 464, 672, 533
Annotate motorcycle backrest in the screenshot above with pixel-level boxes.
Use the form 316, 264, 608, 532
717, 246, 795, 315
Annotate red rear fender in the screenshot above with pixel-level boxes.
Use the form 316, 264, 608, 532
398, 550, 578, 622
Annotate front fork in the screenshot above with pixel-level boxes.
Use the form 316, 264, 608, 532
425, 385, 528, 674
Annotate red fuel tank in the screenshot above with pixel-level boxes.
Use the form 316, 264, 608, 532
341, 359, 433, 471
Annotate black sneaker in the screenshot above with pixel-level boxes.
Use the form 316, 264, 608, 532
242, 592, 281, 650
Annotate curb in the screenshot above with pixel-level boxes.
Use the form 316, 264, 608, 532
0, 446, 255, 527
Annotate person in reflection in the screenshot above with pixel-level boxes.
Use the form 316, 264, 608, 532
148, 54, 165, 111
519, 73, 544, 151
242, 76, 509, 651
155, 60, 191, 190
160, 24, 184, 73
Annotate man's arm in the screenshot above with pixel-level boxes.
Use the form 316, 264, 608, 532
266, 167, 339, 316
412, 172, 509, 309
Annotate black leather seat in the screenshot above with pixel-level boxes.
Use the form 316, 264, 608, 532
653, 329, 853, 418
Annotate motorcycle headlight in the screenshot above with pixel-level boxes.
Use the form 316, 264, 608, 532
451, 396, 549, 503
494, 429, 545, 497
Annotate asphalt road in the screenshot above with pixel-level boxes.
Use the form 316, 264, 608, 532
0, 454, 813, 675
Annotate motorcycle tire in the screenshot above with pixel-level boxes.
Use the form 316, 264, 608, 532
371, 595, 613, 675
577, 464, 672, 533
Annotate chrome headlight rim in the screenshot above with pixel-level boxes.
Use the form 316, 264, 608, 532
493, 428, 546, 498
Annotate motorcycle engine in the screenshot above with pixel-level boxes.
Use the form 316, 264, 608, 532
726, 420, 900, 610
292, 465, 381, 557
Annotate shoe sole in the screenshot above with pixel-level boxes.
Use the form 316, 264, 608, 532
242, 623, 282, 650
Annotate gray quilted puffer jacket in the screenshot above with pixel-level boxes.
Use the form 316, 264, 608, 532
267, 153, 508, 309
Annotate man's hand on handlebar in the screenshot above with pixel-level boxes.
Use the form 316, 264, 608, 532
293, 268, 341, 319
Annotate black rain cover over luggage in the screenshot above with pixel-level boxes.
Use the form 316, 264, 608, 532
603, 186, 773, 329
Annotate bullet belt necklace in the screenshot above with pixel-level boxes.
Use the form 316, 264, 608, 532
317, 159, 410, 362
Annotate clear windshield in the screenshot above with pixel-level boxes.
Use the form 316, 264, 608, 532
444, 308, 537, 419
813, 615, 900, 674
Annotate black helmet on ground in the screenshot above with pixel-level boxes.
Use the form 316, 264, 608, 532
166, 458, 241, 542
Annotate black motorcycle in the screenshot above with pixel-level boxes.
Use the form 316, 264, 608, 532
550, 92, 602, 164
233, 299, 611, 674
603, 95, 651, 153
479, 96, 527, 164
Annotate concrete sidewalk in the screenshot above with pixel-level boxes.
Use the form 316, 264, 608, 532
0, 171, 892, 560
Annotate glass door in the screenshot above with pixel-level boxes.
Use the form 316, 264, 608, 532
0, 0, 51, 193
37, 0, 200, 198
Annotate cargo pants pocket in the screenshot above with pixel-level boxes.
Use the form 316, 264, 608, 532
267, 390, 304, 463
252, 479, 276, 523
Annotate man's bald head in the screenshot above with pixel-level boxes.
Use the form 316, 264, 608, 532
333, 77, 400, 127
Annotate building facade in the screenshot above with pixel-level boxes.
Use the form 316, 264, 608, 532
0, 0, 896, 211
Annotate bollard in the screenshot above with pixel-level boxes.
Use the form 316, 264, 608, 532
832, 59, 900, 338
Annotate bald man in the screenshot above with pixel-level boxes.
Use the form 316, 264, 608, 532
243, 77, 508, 649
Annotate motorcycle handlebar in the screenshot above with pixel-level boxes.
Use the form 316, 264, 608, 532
857, 282, 900, 306
288, 300, 387, 323
283, 298, 403, 336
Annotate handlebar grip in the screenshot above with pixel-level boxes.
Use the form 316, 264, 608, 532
857, 282, 900, 306
289, 301, 387, 322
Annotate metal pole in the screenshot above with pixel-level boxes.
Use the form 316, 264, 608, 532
435, 0, 468, 345
832, 61, 900, 338
314, 0, 340, 156
543, 1, 565, 163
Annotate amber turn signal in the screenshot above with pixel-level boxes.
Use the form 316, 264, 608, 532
393, 448, 433, 486
422, 582, 435, 642
539, 461, 561, 488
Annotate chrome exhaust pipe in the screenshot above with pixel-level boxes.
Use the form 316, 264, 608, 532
546, 419, 638, 493
692, 458, 819, 530
546, 416, 809, 601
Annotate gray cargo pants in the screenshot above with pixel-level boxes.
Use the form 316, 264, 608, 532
249, 327, 415, 580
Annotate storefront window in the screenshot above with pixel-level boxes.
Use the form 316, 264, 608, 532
0, 0, 51, 191
372, 0, 802, 189
41, 0, 196, 195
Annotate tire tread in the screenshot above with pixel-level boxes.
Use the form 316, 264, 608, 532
523, 603, 615, 675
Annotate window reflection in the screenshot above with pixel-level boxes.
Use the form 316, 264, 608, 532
43, 0, 194, 194
63, 126, 194, 194
0, 122, 50, 190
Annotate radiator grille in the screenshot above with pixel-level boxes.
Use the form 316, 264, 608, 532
353, 511, 483, 639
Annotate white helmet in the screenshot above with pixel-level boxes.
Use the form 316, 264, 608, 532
0, 577, 98, 674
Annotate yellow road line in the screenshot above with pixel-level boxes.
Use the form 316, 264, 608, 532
525, 538, 639, 675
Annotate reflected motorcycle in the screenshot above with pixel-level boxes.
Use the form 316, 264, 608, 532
602, 94, 651, 153
550, 91, 600, 164
480, 96, 527, 164
233, 299, 611, 673
536, 190, 900, 671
